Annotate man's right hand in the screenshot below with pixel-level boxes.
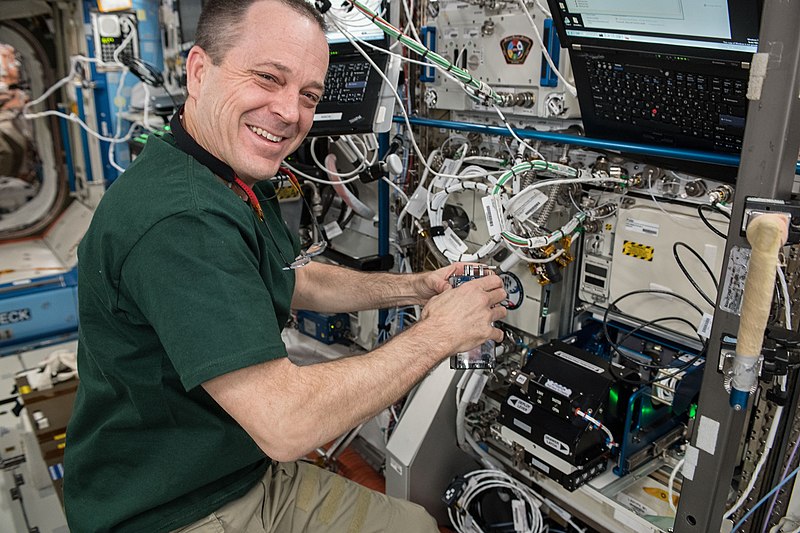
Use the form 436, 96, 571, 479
416, 273, 507, 359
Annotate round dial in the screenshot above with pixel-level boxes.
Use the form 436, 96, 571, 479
499, 271, 524, 310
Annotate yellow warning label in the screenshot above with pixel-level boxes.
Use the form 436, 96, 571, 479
622, 240, 654, 261
54, 433, 66, 441
19, 385, 31, 395
57, 442, 66, 450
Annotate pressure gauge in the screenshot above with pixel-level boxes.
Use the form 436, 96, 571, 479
499, 271, 524, 310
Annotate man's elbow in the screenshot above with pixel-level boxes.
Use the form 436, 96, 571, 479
252, 421, 318, 463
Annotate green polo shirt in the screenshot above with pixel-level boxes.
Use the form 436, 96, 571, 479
64, 133, 299, 532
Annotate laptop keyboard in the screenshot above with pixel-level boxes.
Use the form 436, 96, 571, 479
322, 61, 371, 104
587, 59, 747, 152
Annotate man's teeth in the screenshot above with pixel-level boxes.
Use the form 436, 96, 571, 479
249, 126, 282, 142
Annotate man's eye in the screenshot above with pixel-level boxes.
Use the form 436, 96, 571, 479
258, 73, 276, 82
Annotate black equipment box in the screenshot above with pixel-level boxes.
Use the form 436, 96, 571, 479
499, 340, 615, 490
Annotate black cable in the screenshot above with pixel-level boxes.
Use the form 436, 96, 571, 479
673, 241, 719, 307
121, 56, 164, 87
607, 315, 705, 372
601, 289, 706, 385
697, 204, 730, 239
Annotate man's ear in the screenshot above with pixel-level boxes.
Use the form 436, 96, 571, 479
185, 46, 209, 98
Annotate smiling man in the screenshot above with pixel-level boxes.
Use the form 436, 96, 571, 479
63, 1, 506, 532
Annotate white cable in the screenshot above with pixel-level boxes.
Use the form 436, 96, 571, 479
517, 0, 577, 96
492, 103, 544, 159
382, 176, 408, 203
330, 19, 501, 184
111, 18, 136, 66
647, 172, 698, 228
777, 266, 792, 328
574, 408, 617, 449
449, 469, 546, 533
534, 0, 551, 16
724, 380, 786, 520
283, 160, 364, 185
426, 181, 502, 262
308, 137, 367, 179
25, 109, 137, 143
668, 458, 685, 513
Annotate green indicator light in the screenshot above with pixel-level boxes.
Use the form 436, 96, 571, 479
689, 403, 698, 418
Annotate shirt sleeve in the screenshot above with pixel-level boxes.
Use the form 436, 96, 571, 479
119, 210, 289, 390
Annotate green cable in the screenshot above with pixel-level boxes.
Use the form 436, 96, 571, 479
346, 0, 502, 105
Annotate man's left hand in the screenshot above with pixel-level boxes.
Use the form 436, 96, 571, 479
414, 262, 479, 303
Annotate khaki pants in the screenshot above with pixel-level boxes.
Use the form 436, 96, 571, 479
173, 462, 439, 533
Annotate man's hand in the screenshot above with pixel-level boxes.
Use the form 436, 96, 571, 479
415, 273, 507, 357
412, 262, 486, 304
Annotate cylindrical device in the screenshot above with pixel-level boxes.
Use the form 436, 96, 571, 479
449, 264, 496, 370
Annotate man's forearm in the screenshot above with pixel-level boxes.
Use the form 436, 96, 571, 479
204, 319, 450, 462
292, 261, 425, 312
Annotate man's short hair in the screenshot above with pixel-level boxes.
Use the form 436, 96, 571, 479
194, 0, 327, 64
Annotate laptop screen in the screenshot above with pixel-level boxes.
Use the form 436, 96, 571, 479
550, 0, 760, 58
322, 0, 387, 45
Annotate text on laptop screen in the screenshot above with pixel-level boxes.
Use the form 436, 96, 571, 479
555, 0, 759, 54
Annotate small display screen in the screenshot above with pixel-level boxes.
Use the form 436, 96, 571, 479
585, 264, 608, 279
584, 276, 606, 288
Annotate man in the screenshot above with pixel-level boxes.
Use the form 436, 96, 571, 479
63, 1, 506, 532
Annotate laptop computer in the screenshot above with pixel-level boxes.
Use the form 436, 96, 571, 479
547, 0, 761, 176
310, 0, 396, 136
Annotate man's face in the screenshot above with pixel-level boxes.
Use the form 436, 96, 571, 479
185, 1, 328, 183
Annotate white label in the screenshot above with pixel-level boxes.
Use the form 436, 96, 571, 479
616, 493, 657, 517
544, 378, 573, 398
508, 395, 533, 414
553, 350, 605, 374
513, 418, 532, 433
697, 312, 714, 340
649, 282, 675, 297
405, 185, 428, 219
624, 217, 660, 237
512, 500, 529, 532
515, 373, 528, 385
443, 227, 469, 254
466, 373, 488, 404
529, 455, 550, 474
313, 112, 343, 121
683, 445, 700, 481
720, 246, 751, 315
513, 190, 549, 223
438, 157, 458, 177
544, 434, 570, 455
323, 221, 343, 240
696, 415, 720, 455
481, 195, 503, 237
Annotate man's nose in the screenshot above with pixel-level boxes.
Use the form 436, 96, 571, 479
270, 89, 301, 124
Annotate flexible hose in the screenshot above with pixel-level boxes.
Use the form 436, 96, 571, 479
324, 153, 375, 220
